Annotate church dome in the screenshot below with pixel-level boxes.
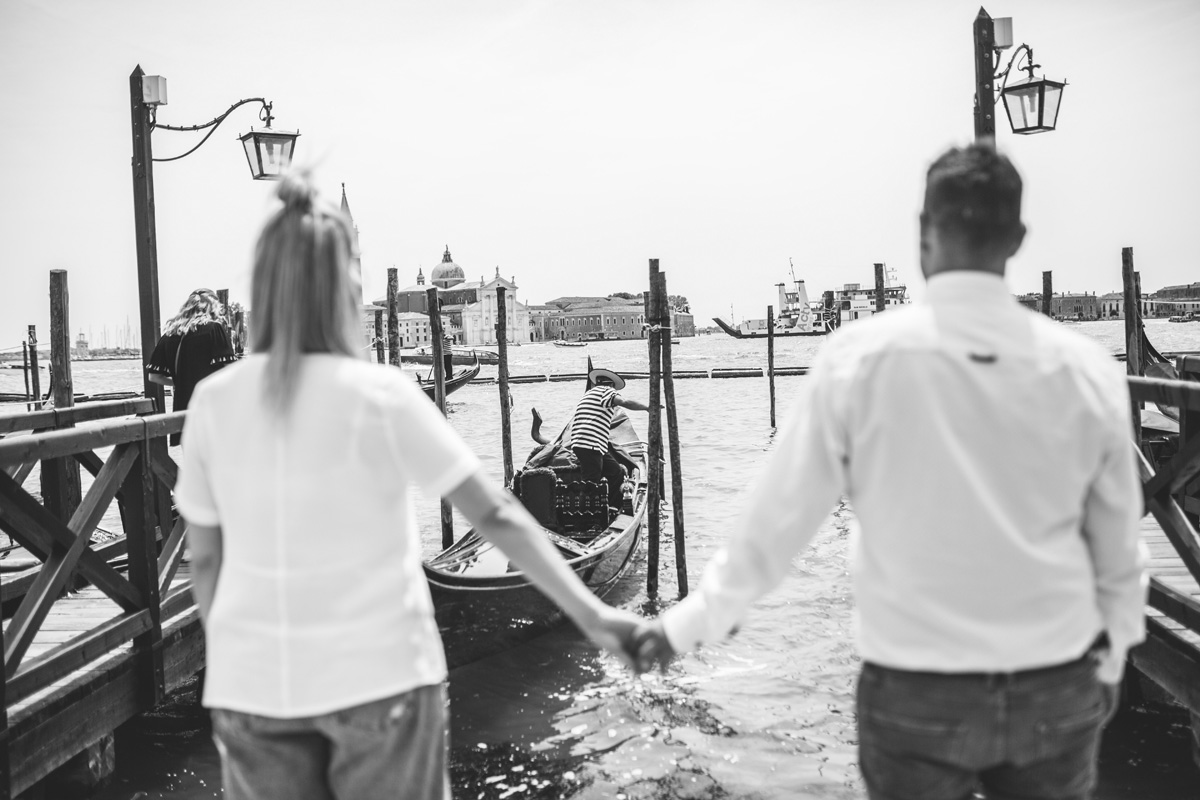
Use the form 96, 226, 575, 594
431, 246, 466, 289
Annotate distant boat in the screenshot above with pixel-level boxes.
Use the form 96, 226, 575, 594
1168, 313, 1199, 323
552, 340, 587, 348
415, 355, 481, 400
713, 275, 834, 339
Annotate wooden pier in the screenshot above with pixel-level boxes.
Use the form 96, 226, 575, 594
0, 400, 201, 798
0, 356, 1197, 795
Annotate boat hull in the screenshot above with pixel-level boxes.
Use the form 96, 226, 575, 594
425, 513, 643, 669
418, 357, 481, 401
712, 317, 828, 338
403, 349, 500, 365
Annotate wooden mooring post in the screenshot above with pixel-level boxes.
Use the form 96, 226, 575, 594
656, 271, 688, 597
217, 289, 230, 330
374, 309, 385, 364
26, 327, 40, 402
496, 287, 514, 487
1041, 271, 1053, 317
387, 268, 400, 367
427, 287, 454, 548
645, 260, 663, 596
21, 342, 30, 403
1122, 247, 1143, 446
874, 263, 886, 313
767, 305, 776, 428
42, 270, 81, 524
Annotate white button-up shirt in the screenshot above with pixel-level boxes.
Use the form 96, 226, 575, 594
663, 271, 1146, 680
176, 354, 480, 717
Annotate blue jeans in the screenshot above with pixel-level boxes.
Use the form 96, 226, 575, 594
857, 656, 1118, 800
211, 683, 449, 800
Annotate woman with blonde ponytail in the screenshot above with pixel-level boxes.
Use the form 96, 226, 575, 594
173, 172, 644, 800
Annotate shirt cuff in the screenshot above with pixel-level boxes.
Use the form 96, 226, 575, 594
660, 593, 714, 655
423, 458, 481, 500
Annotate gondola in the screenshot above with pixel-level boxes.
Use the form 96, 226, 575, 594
416, 355, 480, 401
403, 348, 500, 365
424, 375, 647, 668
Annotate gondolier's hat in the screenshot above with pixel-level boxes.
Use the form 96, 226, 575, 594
588, 368, 625, 391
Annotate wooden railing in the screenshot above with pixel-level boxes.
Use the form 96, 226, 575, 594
0, 404, 189, 797
1127, 355, 1200, 714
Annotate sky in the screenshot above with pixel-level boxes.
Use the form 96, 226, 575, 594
1, 0, 1198, 350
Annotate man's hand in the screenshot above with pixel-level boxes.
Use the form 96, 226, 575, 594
632, 619, 677, 673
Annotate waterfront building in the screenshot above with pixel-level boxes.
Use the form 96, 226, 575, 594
1017, 292, 1101, 320
1098, 283, 1200, 319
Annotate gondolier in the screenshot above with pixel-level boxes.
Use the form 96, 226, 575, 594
441, 332, 454, 379
569, 368, 650, 510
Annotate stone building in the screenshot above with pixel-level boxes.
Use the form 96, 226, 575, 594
379, 247, 530, 346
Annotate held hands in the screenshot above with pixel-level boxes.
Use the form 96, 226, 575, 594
631, 619, 677, 674
580, 610, 677, 674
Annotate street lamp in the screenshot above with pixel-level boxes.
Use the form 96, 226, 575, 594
973, 8, 1067, 141
129, 65, 299, 403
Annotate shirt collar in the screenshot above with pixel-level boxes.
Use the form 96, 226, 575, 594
922, 271, 1012, 306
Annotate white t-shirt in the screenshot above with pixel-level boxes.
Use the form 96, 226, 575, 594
175, 354, 480, 717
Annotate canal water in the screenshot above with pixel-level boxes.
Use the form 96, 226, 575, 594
2, 320, 1198, 799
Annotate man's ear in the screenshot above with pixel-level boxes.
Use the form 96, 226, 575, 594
1006, 222, 1027, 257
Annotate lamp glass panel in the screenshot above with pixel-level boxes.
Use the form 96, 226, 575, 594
1002, 84, 1041, 132
254, 132, 297, 179
241, 135, 261, 178
1041, 84, 1062, 129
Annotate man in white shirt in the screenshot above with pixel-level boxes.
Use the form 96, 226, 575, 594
633, 143, 1147, 799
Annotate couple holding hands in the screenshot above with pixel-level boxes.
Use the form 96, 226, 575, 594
177, 143, 1144, 800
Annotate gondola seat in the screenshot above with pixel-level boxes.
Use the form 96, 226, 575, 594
513, 466, 612, 536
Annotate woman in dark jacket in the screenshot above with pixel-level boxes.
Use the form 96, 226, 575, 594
147, 289, 236, 441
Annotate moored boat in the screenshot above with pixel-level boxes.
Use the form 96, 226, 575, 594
415, 355, 481, 400
424, 379, 646, 668
402, 347, 500, 365
552, 339, 588, 347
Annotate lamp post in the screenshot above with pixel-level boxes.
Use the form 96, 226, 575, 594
129, 65, 299, 405
973, 8, 1067, 142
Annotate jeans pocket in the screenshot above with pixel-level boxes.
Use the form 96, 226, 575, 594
860, 707, 968, 761
1033, 681, 1108, 761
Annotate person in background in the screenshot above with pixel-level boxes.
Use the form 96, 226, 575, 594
147, 288, 236, 430
569, 368, 649, 510
633, 143, 1147, 800
442, 331, 454, 380
174, 172, 643, 800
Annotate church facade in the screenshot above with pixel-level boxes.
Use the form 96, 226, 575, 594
380, 247, 531, 346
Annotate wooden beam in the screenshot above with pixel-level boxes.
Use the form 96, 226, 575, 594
1148, 577, 1200, 635
156, 517, 187, 598
1127, 616, 1200, 714
0, 399, 154, 436
1127, 376, 1200, 414
6, 611, 153, 706
1138, 450, 1200, 585
0, 472, 141, 610
4, 444, 140, 676
123, 442, 165, 707
0, 414, 183, 468
1144, 429, 1200, 503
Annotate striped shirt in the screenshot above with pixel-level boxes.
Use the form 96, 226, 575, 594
569, 386, 619, 453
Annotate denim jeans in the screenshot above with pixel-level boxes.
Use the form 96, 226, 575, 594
857, 656, 1117, 800
211, 683, 449, 800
